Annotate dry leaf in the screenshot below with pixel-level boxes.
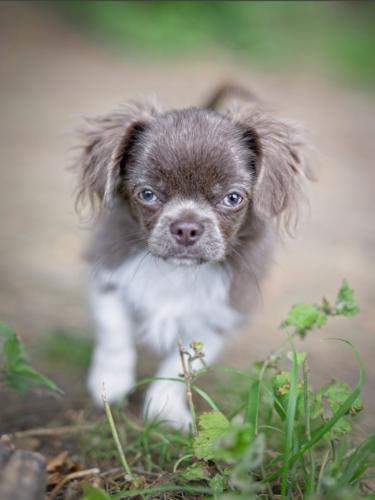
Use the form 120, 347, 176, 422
47, 471, 66, 487
47, 450, 69, 472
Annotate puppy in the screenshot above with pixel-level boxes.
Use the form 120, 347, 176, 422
75, 88, 308, 428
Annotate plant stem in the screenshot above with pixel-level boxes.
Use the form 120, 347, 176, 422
281, 333, 299, 497
303, 359, 316, 496
102, 385, 133, 480
178, 339, 198, 435
317, 448, 330, 494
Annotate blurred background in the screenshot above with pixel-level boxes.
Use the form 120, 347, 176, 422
0, 1, 374, 430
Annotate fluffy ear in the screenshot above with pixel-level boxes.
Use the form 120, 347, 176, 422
75, 101, 160, 212
228, 106, 310, 229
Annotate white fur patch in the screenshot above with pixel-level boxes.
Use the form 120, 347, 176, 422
87, 251, 244, 417
114, 251, 243, 352
87, 282, 137, 405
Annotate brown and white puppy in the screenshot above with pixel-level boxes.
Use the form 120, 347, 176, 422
75, 90, 308, 427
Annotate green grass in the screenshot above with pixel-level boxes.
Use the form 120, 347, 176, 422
0, 281, 375, 500
1, 281, 374, 498
49, 1, 375, 86
78, 281, 374, 499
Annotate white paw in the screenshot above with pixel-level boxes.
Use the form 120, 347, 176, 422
144, 381, 192, 430
87, 361, 135, 407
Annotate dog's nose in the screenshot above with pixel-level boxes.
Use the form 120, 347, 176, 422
170, 220, 204, 246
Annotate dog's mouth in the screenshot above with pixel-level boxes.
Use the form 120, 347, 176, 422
148, 243, 225, 266
147, 240, 211, 265
164, 256, 204, 267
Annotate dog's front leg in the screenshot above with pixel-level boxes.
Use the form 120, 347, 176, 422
144, 330, 224, 429
87, 274, 136, 406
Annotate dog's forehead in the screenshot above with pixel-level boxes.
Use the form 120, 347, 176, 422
135, 108, 251, 194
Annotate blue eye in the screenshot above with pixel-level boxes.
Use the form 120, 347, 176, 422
222, 192, 243, 208
138, 189, 158, 203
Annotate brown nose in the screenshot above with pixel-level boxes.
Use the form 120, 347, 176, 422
170, 220, 204, 246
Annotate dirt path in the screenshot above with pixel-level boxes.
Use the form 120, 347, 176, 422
0, 5, 374, 429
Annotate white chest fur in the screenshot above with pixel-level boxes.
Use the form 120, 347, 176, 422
113, 252, 243, 353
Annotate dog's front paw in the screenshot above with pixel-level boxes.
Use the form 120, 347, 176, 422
144, 381, 192, 430
88, 362, 135, 407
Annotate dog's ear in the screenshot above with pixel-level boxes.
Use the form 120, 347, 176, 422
229, 107, 309, 229
75, 101, 159, 212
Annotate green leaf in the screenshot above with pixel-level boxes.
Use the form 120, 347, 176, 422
322, 381, 363, 416
82, 484, 111, 500
0, 321, 17, 342
180, 462, 210, 482
228, 434, 264, 494
193, 411, 230, 460
334, 280, 359, 317
239, 432, 265, 471
325, 416, 352, 440
215, 423, 254, 463
0, 322, 62, 394
307, 390, 324, 420
1, 324, 29, 370
282, 304, 326, 338
6, 364, 62, 394
209, 473, 227, 495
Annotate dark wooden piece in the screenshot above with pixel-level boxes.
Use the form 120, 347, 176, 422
0, 442, 46, 500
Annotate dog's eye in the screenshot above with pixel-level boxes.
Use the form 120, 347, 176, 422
222, 192, 243, 208
138, 189, 158, 204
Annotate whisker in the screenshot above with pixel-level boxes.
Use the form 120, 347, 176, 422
89, 233, 148, 281
128, 249, 152, 284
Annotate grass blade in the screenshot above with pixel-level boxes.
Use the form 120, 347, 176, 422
244, 358, 270, 438
102, 386, 133, 480
192, 384, 221, 412
336, 434, 375, 488
280, 335, 299, 497
244, 379, 260, 432
263, 339, 365, 484
303, 359, 315, 496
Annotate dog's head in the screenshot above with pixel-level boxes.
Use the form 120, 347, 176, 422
76, 100, 307, 265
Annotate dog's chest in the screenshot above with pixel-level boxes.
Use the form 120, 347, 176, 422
116, 252, 243, 352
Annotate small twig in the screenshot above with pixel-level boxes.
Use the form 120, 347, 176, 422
178, 339, 198, 435
316, 448, 330, 494
48, 468, 100, 500
102, 384, 134, 480
10, 423, 96, 439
